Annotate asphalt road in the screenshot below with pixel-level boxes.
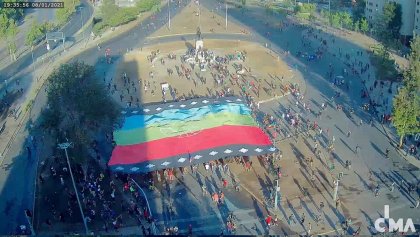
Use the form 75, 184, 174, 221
0, 0, 418, 235
0, 0, 93, 82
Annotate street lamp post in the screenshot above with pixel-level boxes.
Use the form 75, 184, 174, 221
333, 179, 339, 201
78, 6, 85, 41
274, 179, 280, 209
31, 45, 35, 70
328, 0, 331, 24
225, 2, 227, 30
198, 3, 201, 28
333, 172, 343, 201
58, 142, 89, 235
168, 0, 171, 30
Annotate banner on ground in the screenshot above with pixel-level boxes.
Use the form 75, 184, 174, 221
108, 96, 277, 173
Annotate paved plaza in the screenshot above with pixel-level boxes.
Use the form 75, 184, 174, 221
0, 0, 418, 235
113, 40, 296, 105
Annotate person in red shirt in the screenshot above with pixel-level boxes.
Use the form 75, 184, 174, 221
245, 161, 251, 171
222, 178, 228, 188
143, 208, 149, 220
212, 192, 219, 203
265, 215, 272, 227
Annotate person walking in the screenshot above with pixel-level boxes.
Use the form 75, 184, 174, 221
39, 175, 45, 184
300, 213, 305, 225
307, 222, 312, 235
353, 226, 361, 236
212, 192, 219, 204
288, 214, 294, 225
60, 175, 65, 186
335, 199, 341, 209
273, 215, 279, 226
202, 184, 208, 195
355, 145, 361, 154
222, 178, 228, 188
374, 185, 380, 197
390, 182, 395, 192
265, 214, 272, 228
319, 201, 324, 212
219, 191, 225, 204
188, 224, 193, 236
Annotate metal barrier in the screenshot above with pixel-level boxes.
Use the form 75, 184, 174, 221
129, 178, 157, 235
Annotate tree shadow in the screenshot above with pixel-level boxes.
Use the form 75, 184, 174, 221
354, 170, 370, 191
339, 137, 354, 153
298, 197, 315, 221
360, 209, 376, 235
252, 196, 268, 235
370, 141, 385, 156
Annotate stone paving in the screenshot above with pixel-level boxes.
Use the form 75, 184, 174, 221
1, 0, 419, 235
112, 40, 298, 105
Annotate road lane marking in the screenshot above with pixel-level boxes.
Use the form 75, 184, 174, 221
146, 32, 246, 40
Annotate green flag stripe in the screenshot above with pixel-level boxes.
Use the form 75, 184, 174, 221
114, 112, 257, 146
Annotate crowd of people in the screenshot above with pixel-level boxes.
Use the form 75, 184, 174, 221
27, 4, 420, 235
36, 144, 158, 235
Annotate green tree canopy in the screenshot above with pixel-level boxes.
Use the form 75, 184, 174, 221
93, 0, 160, 35
330, 13, 341, 28
392, 37, 420, 147
340, 12, 353, 29
295, 3, 316, 14
5, 19, 18, 61
353, 20, 360, 32
352, 0, 365, 21
55, 0, 79, 25
41, 62, 121, 154
0, 13, 9, 40
25, 20, 44, 47
383, 2, 402, 39
360, 17, 369, 34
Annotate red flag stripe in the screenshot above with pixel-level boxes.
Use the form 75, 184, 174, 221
109, 125, 272, 166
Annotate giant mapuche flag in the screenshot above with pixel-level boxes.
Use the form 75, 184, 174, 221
108, 96, 277, 173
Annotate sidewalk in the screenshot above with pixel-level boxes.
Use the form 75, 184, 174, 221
0, 0, 166, 165
300, 26, 420, 169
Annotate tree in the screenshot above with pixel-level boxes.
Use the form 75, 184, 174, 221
383, 2, 402, 39
41, 61, 121, 164
360, 17, 369, 34
102, 0, 119, 17
295, 3, 316, 14
25, 20, 44, 47
5, 19, 18, 61
392, 37, 420, 147
330, 13, 341, 28
340, 12, 353, 29
352, 0, 365, 21
55, 0, 79, 25
0, 13, 9, 41
353, 20, 360, 32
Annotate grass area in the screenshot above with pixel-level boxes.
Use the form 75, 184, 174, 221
55, 0, 81, 26
92, 0, 161, 36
